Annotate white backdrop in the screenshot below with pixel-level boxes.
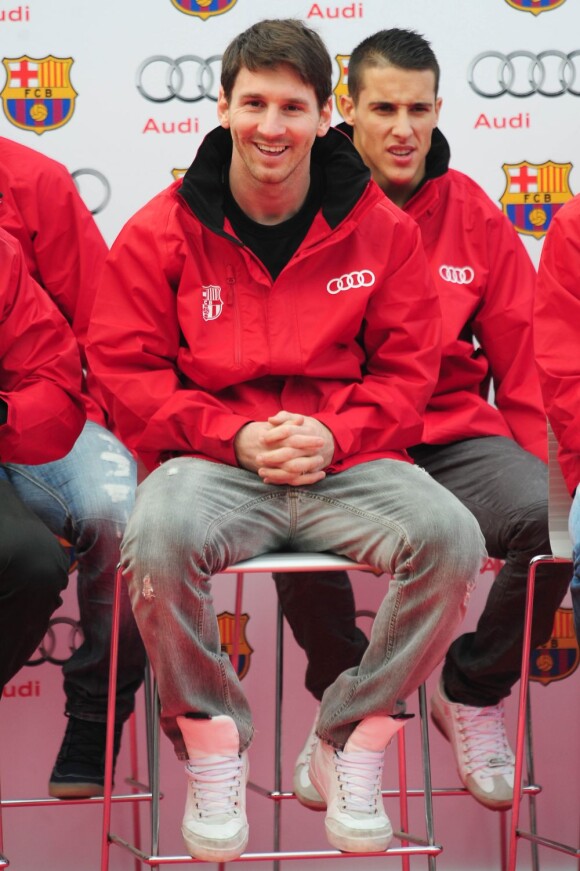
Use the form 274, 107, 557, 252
0, 1, 579, 869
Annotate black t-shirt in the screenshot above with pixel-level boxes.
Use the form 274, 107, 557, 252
223, 166, 323, 280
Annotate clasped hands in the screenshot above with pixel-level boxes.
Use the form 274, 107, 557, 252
234, 410, 335, 486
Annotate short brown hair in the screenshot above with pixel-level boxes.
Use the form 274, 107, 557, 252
348, 28, 440, 104
221, 19, 332, 110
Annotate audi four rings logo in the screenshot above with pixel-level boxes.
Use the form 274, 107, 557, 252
72, 168, 111, 215
439, 265, 475, 285
26, 616, 83, 667
136, 55, 222, 103
469, 50, 580, 97
327, 270, 375, 294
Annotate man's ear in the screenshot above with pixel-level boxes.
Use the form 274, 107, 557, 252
217, 87, 230, 129
339, 93, 355, 125
316, 96, 333, 137
434, 96, 443, 128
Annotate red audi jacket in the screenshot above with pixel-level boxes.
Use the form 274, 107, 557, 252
0, 137, 109, 425
0, 229, 85, 463
87, 127, 441, 473
534, 194, 580, 494
338, 124, 547, 462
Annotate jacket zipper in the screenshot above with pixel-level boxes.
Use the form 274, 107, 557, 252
226, 265, 242, 366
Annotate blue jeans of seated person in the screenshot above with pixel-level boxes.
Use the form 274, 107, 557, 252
120, 456, 485, 758
275, 437, 572, 708
0, 479, 69, 693
2, 420, 145, 723
568, 490, 580, 644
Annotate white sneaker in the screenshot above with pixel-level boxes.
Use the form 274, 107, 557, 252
177, 714, 249, 862
430, 679, 515, 810
309, 715, 405, 853
293, 708, 325, 810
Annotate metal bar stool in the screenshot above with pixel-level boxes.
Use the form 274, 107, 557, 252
507, 425, 575, 871
101, 553, 442, 870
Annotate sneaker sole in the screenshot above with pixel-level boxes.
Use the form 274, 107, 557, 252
182, 825, 249, 862
430, 706, 513, 812
48, 781, 105, 799
325, 819, 393, 853
292, 774, 326, 811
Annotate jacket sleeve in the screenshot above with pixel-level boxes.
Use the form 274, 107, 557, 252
534, 199, 580, 494
0, 233, 85, 463
13, 159, 109, 356
471, 210, 547, 461
86, 201, 253, 468
314, 221, 442, 463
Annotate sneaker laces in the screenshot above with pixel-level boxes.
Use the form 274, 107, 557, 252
185, 754, 244, 819
335, 748, 384, 814
457, 703, 514, 777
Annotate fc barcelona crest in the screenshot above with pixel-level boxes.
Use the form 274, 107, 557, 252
217, 612, 254, 680
333, 55, 350, 120
500, 160, 573, 239
202, 285, 223, 321
170, 0, 237, 19
504, 0, 567, 14
1, 56, 77, 134
530, 608, 580, 685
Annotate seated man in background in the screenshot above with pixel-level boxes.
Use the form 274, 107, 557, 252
274, 27, 571, 813
0, 229, 84, 700
534, 194, 580, 644
0, 137, 145, 798
86, 18, 484, 862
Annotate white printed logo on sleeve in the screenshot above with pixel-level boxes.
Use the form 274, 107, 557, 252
202, 285, 223, 321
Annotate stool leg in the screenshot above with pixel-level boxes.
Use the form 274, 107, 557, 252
231, 571, 245, 675
150, 683, 161, 870
507, 558, 538, 871
100, 564, 123, 871
273, 600, 284, 871
397, 724, 411, 871
127, 712, 142, 871
0, 751, 7, 868
524, 694, 540, 871
418, 683, 437, 871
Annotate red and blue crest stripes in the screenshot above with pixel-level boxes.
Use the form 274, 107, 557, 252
504, 0, 567, 13
170, 0, 237, 18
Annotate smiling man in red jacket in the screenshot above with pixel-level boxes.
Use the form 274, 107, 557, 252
86, 18, 484, 862
274, 28, 571, 815
0, 228, 85, 700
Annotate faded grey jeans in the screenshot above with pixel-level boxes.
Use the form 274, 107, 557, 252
121, 456, 485, 758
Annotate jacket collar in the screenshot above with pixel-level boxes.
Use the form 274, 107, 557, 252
178, 125, 371, 234
335, 121, 450, 197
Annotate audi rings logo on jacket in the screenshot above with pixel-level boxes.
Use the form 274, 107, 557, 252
136, 55, 222, 103
438, 265, 475, 285
327, 270, 375, 294
469, 50, 580, 97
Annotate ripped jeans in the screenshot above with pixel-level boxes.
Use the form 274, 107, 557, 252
121, 457, 485, 757
2, 421, 145, 723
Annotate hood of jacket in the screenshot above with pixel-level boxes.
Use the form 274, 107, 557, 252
178, 125, 372, 236
335, 121, 451, 198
